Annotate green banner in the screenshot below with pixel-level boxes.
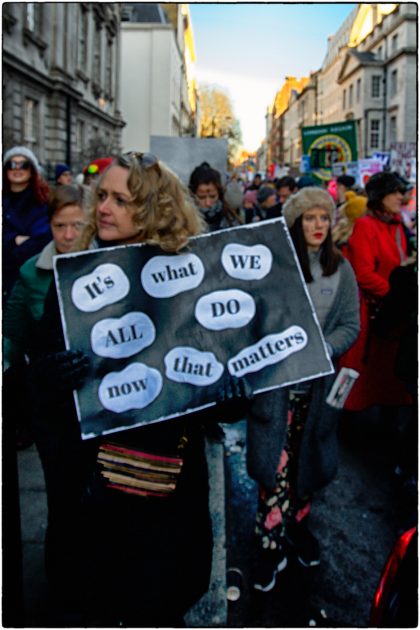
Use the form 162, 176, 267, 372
301, 122, 358, 181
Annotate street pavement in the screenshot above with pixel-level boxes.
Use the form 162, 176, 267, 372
12, 408, 415, 627
223, 415, 413, 627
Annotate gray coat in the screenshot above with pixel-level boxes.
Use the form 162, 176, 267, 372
247, 258, 360, 496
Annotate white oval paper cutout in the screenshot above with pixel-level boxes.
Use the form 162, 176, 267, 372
141, 254, 204, 298
222, 243, 273, 281
71, 264, 130, 312
98, 362, 162, 413
91, 312, 156, 359
195, 289, 256, 331
228, 326, 308, 377
164, 346, 224, 386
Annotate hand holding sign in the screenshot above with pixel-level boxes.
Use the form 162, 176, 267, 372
31, 349, 90, 400
54, 219, 333, 439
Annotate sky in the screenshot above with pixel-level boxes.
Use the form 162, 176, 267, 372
189, 2, 357, 152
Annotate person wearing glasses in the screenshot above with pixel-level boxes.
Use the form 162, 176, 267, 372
3, 184, 89, 449
3, 146, 51, 300
29, 153, 248, 626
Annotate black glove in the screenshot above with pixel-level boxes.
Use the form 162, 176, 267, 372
30, 349, 90, 393
215, 373, 253, 423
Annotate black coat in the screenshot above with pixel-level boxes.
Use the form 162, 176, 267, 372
2, 188, 51, 298
31, 285, 213, 625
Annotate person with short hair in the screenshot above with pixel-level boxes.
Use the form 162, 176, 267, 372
4, 183, 89, 367
336, 174, 355, 200
255, 185, 282, 220
3, 183, 89, 449
275, 175, 297, 205
247, 187, 359, 593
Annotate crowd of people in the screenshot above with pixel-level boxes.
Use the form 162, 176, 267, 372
3, 145, 416, 625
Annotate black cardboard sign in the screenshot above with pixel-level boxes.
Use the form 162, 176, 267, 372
54, 218, 333, 439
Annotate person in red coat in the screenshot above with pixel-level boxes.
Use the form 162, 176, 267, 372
340, 171, 413, 412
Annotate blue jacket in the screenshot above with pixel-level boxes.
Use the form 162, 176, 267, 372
3, 187, 51, 298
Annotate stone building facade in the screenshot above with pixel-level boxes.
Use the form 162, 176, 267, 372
266, 76, 309, 167
336, 3, 417, 157
283, 72, 319, 167
261, 3, 417, 170
3, 3, 124, 178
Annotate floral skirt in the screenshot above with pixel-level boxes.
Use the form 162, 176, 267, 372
255, 389, 311, 550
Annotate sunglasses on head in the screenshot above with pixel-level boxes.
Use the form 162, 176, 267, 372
5, 160, 32, 171
120, 151, 161, 175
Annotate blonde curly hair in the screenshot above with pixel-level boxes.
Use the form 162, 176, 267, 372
77, 153, 207, 252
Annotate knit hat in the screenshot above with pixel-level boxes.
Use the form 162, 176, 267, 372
257, 185, 276, 204
344, 190, 356, 202
337, 174, 355, 188
55, 163, 71, 180
342, 195, 367, 221
282, 187, 335, 229
243, 190, 257, 206
224, 181, 243, 210
365, 171, 403, 204
3, 146, 40, 172
84, 157, 113, 175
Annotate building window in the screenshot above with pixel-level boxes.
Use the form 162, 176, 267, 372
370, 119, 380, 149
390, 69, 398, 97
105, 40, 113, 96
26, 3, 42, 33
392, 34, 398, 53
343, 89, 346, 109
377, 46, 382, 59
349, 84, 353, 107
389, 116, 397, 144
356, 78, 361, 102
371, 75, 381, 98
77, 7, 88, 69
76, 120, 85, 153
23, 98, 39, 149
92, 26, 101, 87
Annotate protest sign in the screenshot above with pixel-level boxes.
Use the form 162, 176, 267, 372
54, 219, 333, 439
150, 136, 228, 185
301, 121, 358, 181
358, 159, 383, 187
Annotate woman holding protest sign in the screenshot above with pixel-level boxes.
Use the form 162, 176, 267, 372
30, 152, 249, 626
247, 187, 359, 593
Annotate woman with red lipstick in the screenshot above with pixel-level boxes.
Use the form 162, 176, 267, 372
247, 187, 359, 593
29, 153, 249, 626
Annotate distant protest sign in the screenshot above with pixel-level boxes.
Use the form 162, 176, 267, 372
54, 219, 333, 439
150, 136, 228, 185
301, 121, 358, 181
